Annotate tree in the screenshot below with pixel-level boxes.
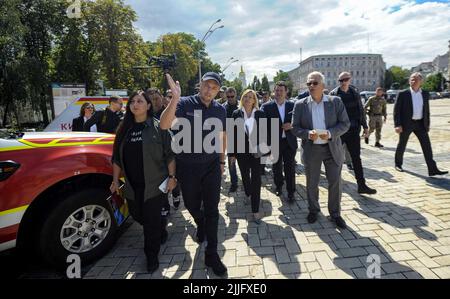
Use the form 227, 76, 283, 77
273, 70, 293, 95
85, 0, 147, 90
18, 0, 67, 126
0, 0, 27, 127
384, 69, 394, 90
149, 32, 222, 95
389, 66, 410, 89
149, 33, 199, 94
422, 73, 444, 92
261, 74, 270, 92
51, 17, 100, 95
252, 75, 261, 91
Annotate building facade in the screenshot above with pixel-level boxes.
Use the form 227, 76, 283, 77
411, 44, 449, 80
288, 53, 386, 93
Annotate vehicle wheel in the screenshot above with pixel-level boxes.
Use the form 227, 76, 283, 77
39, 188, 118, 270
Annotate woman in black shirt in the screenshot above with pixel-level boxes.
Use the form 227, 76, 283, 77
111, 91, 176, 273
72, 102, 95, 132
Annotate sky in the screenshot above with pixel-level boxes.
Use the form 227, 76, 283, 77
125, 0, 450, 81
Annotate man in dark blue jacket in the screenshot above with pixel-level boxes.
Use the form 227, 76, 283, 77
261, 81, 298, 203
223, 87, 239, 192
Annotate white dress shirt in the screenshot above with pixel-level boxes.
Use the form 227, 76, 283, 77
242, 107, 256, 136
410, 87, 424, 120
276, 101, 286, 138
311, 95, 330, 145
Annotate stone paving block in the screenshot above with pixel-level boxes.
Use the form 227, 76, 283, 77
237, 255, 263, 266
333, 257, 364, 269
274, 247, 291, 264
250, 246, 275, 257
95, 257, 123, 268
432, 255, 450, 267
389, 251, 416, 262
389, 242, 419, 252
284, 238, 301, 254
112, 257, 135, 275
324, 269, 354, 279
262, 256, 279, 276
315, 252, 335, 271
278, 262, 302, 275
431, 267, 450, 279
96, 266, 116, 279
338, 247, 368, 258
310, 270, 327, 279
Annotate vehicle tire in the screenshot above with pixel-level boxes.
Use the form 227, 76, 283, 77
39, 188, 118, 270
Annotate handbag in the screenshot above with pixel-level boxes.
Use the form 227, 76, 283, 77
107, 185, 129, 225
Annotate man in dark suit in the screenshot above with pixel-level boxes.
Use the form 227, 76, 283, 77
394, 72, 447, 176
84, 96, 124, 133
261, 81, 298, 202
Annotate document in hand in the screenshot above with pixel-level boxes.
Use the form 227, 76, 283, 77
159, 177, 169, 193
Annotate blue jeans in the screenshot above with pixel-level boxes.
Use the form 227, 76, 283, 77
228, 156, 238, 187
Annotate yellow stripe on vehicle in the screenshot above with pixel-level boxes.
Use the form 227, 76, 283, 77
0, 146, 30, 152
0, 205, 29, 217
19, 138, 114, 148
0, 205, 29, 229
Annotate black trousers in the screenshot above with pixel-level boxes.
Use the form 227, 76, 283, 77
177, 158, 221, 255
341, 128, 366, 185
273, 139, 296, 195
237, 154, 262, 213
395, 120, 437, 171
127, 190, 166, 262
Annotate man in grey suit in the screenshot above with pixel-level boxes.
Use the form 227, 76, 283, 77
292, 72, 350, 229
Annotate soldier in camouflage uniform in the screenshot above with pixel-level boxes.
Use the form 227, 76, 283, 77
365, 87, 387, 147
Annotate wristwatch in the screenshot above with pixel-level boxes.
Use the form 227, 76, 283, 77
168, 174, 176, 179
219, 161, 226, 165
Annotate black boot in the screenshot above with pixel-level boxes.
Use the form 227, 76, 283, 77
205, 253, 227, 276
358, 183, 377, 195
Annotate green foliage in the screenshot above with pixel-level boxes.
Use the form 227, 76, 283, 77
422, 73, 444, 92
273, 70, 294, 95
389, 66, 410, 89
261, 74, 270, 92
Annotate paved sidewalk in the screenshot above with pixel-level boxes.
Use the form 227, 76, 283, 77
85, 99, 450, 279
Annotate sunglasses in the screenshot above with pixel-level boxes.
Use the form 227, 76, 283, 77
306, 81, 320, 86
339, 78, 351, 83
227, 95, 235, 98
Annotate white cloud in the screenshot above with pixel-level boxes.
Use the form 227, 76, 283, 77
126, 0, 450, 82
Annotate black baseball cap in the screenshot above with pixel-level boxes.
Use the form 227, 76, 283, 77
201, 72, 222, 87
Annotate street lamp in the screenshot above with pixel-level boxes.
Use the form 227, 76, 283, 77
198, 19, 224, 83
222, 58, 239, 73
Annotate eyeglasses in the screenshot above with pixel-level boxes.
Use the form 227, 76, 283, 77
227, 95, 235, 99
306, 81, 319, 86
339, 78, 351, 83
